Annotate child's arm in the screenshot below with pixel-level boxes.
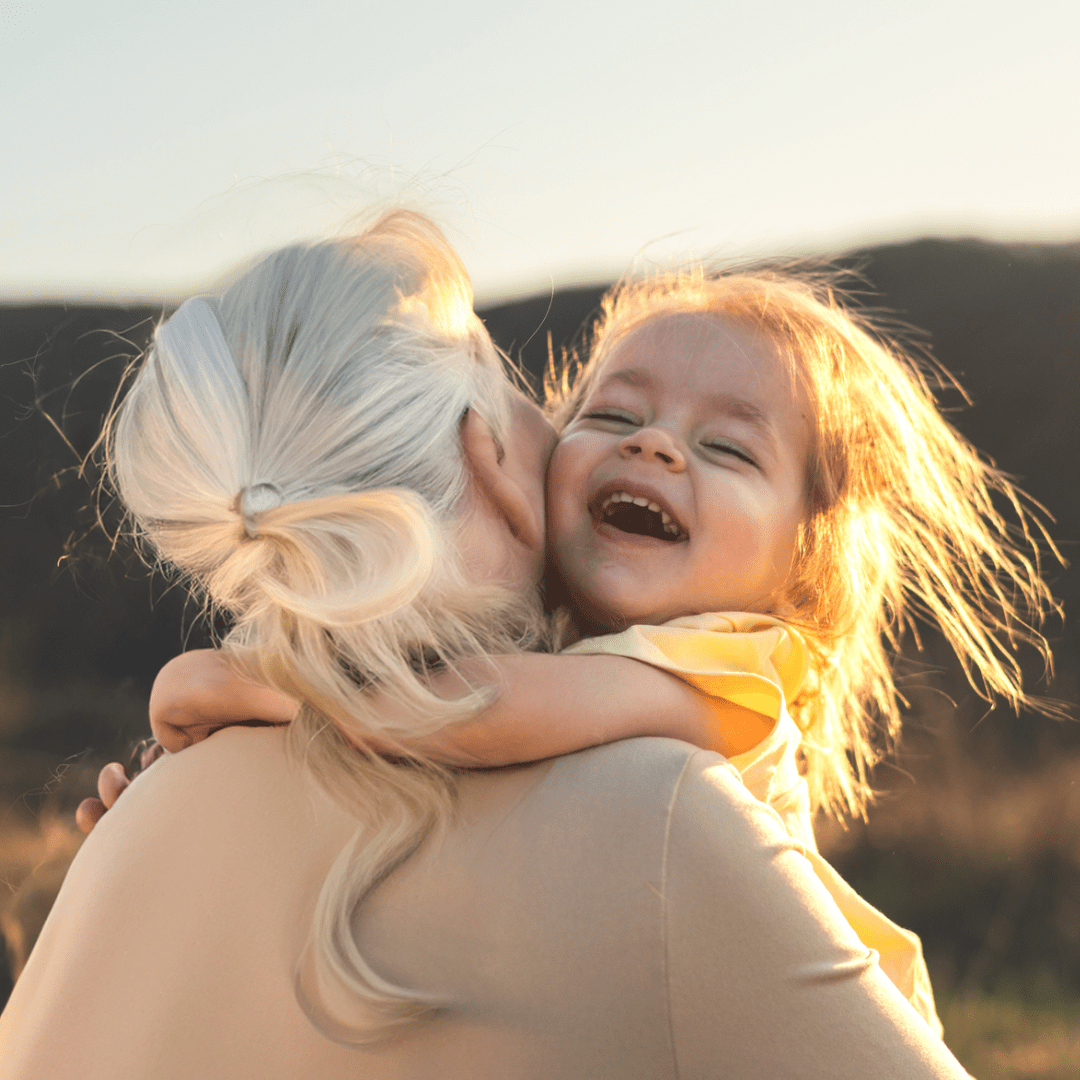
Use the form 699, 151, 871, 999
75, 742, 166, 834
417, 653, 772, 766
148, 649, 772, 766
149, 650, 299, 752
78, 650, 771, 835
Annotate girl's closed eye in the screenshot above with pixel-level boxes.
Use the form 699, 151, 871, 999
702, 438, 759, 468
583, 408, 642, 427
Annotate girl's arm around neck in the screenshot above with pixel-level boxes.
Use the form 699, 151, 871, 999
148, 649, 773, 766
150, 649, 299, 752
421, 653, 772, 767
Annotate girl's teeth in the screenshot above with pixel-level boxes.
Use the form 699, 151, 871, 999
599, 491, 683, 537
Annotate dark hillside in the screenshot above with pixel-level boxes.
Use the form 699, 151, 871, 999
852, 238, 1080, 572
847, 239, 1080, 751
479, 284, 606, 392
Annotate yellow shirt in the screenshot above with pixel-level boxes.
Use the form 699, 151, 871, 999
563, 611, 941, 1037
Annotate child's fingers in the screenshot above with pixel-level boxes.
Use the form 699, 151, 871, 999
97, 761, 130, 808
75, 797, 106, 836
138, 740, 166, 771
76, 750, 161, 836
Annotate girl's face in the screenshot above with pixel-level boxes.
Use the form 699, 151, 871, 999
545, 312, 811, 631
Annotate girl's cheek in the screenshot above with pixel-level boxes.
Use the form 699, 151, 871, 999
544, 439, 577, 501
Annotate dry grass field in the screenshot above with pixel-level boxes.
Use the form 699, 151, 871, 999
814, 710, 1080, 1078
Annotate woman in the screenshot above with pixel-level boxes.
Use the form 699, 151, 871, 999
0, 213, 969, 1078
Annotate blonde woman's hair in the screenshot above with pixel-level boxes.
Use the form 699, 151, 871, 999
107, 211, 542, 1040
548, 266, 1060, 820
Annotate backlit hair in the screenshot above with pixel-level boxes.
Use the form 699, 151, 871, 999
548, 266, 1060, 820
107, 211, 541, 1040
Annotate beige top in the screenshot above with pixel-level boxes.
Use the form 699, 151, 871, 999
0, 727, 969, 1079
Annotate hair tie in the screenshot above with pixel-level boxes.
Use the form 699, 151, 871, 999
237, 482, 284, 539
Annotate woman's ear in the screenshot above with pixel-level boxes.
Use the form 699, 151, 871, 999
460, 408, 544, 553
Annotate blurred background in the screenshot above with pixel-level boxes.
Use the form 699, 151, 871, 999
2, 2, 1079, 1075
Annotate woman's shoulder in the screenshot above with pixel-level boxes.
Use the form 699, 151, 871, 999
542, 736, 748, 809
135, 722, 301, 793
513, 736, 812, 902
85, 727, 329, 840
0, 728, 360, 1077
33, 726, 357, 966
470, 736, 768, 854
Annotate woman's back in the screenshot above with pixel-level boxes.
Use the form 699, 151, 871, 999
0, 727, 968, 1079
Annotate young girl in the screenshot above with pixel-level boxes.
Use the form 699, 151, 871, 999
114, 259, 1056, 1039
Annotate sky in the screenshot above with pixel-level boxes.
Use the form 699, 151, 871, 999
1, 0, 1078, 305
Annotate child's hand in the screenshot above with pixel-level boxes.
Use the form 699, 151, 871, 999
150, 649, 299, 752
75, 762, 129, 835
75, 741, 166, 835
76, 653, 300, 836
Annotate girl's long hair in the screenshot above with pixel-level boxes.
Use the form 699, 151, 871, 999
106, 211, 543, 1040
548, 265, 1061, 820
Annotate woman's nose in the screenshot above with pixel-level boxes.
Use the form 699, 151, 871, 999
619, 426, 686, 470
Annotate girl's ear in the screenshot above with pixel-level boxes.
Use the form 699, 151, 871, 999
460, 408, 544, 553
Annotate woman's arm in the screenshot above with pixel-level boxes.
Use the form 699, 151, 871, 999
664, 751, 969, 1079
149, 649, 773, 766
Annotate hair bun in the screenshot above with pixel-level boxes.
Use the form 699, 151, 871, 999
238, 482, 284, 538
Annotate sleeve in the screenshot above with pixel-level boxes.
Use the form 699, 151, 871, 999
661, 751, 971, 1080
562, 613, 808, 721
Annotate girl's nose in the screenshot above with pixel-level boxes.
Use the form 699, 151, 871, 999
619, 426, 686, 471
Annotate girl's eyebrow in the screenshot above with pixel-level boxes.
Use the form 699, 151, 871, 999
705, 394, 774, 436
605, 367, 651, 388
